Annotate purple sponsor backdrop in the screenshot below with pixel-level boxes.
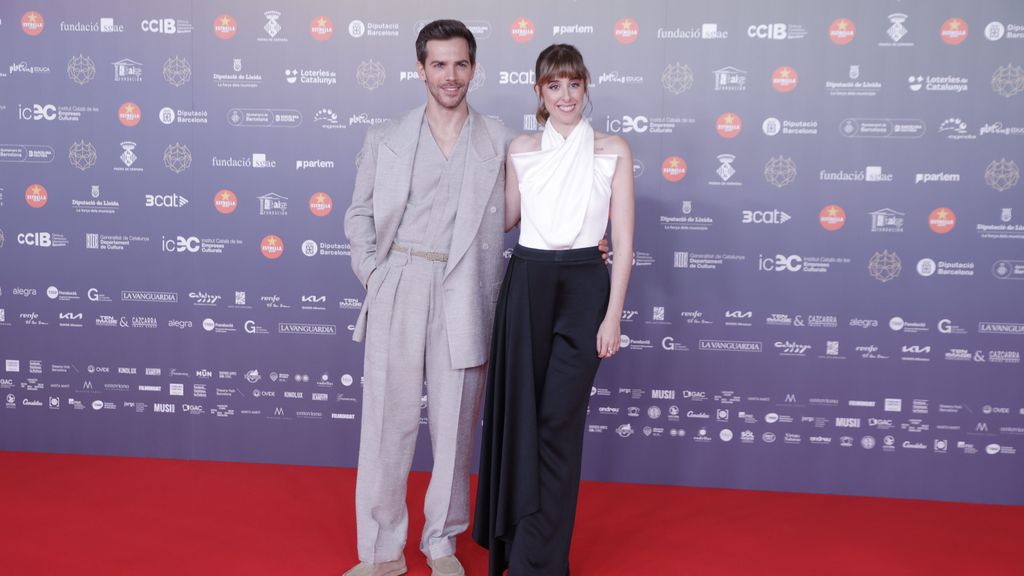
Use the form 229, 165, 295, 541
0, 1, 1022, 505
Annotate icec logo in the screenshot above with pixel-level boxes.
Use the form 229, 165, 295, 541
758, 254, 802, 272
162, 235, 200, 253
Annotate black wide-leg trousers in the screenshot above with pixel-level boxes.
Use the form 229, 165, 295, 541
474, 244, 610, 576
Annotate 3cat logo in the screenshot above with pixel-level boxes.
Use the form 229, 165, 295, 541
25, 184, 48, 209
261, 234, 284, 259
22, 11, 45, 36
661, 156, 687, 182
771, 66, 798, 93
118, 102, 141, 127
511, 18, 535, 43
819, 204, 846, 231
614, 19, 640, 45
929, 207, 956, 234
829, 18, 855, 45
214, 189, 237, 214
214, 14, 237, 40
716, 113, 742, 138
309, 192, 333, 217
310, 16, 333, 41
940, 18, 968, 45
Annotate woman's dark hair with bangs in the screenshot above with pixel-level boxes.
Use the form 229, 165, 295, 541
534, 44, 591, 125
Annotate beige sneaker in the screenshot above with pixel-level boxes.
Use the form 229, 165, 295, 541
427, 555, 465, 576
341, 556, 407, 576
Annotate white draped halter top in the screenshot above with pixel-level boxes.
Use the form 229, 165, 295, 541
511, 119, 618, 250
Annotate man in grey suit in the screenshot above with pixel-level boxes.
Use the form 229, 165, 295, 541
342, 20, 511, 576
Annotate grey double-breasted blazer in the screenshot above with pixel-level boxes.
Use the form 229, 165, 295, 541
344, 104, 514, 369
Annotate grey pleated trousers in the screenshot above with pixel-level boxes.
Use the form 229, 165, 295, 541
355, 250, 485, 563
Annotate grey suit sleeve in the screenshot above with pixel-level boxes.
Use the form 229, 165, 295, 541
344, 129, 380, 288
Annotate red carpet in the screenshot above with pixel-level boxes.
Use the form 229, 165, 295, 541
0, 451, 1020, 575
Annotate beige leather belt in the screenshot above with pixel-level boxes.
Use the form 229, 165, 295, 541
391, 243, 449, 262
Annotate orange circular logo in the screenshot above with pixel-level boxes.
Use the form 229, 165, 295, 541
511, 18, 535, 43
716, 113, 742, 139
614, 18, 640, 45
21, 11, 45, 36
771, 66, 798, 93
829, 18, 855, 45
214, 14, 237, 40
661, 156, 687, 182
118, 102, 141, 127
819, 204, 846, 231
261, 235, 284, 259
310, 16, 334, 41
309, 192, 334, 217
25, 184, 48, 208
941, 18, 968, 45
214, 189, 238, 214
929, 207, 956, 234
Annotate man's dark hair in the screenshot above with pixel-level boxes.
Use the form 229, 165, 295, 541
416, 19, 477, 65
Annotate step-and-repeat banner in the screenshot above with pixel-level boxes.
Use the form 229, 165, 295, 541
1, 1, 1022, 505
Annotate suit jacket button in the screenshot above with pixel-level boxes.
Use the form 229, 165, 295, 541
482, 243, 490, 250
489, 206, 497, 214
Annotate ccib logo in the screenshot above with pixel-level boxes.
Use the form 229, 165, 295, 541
758, 254, 803, 272
748, 24, 789, 39
141, 19, 178, 34
162, 235, 200, 253
17, 232, 52, 247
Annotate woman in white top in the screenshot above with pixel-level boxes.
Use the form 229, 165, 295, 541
474, 44, 635, 576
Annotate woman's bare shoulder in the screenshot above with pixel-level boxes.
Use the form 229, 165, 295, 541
510, 132, 542, 154
593, 131, 631, 156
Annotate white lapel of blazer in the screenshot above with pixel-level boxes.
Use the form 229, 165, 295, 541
375, 105, 425, 258
446, 109, 501, 279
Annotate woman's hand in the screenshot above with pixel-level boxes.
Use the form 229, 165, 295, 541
596, 317, 621, 358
